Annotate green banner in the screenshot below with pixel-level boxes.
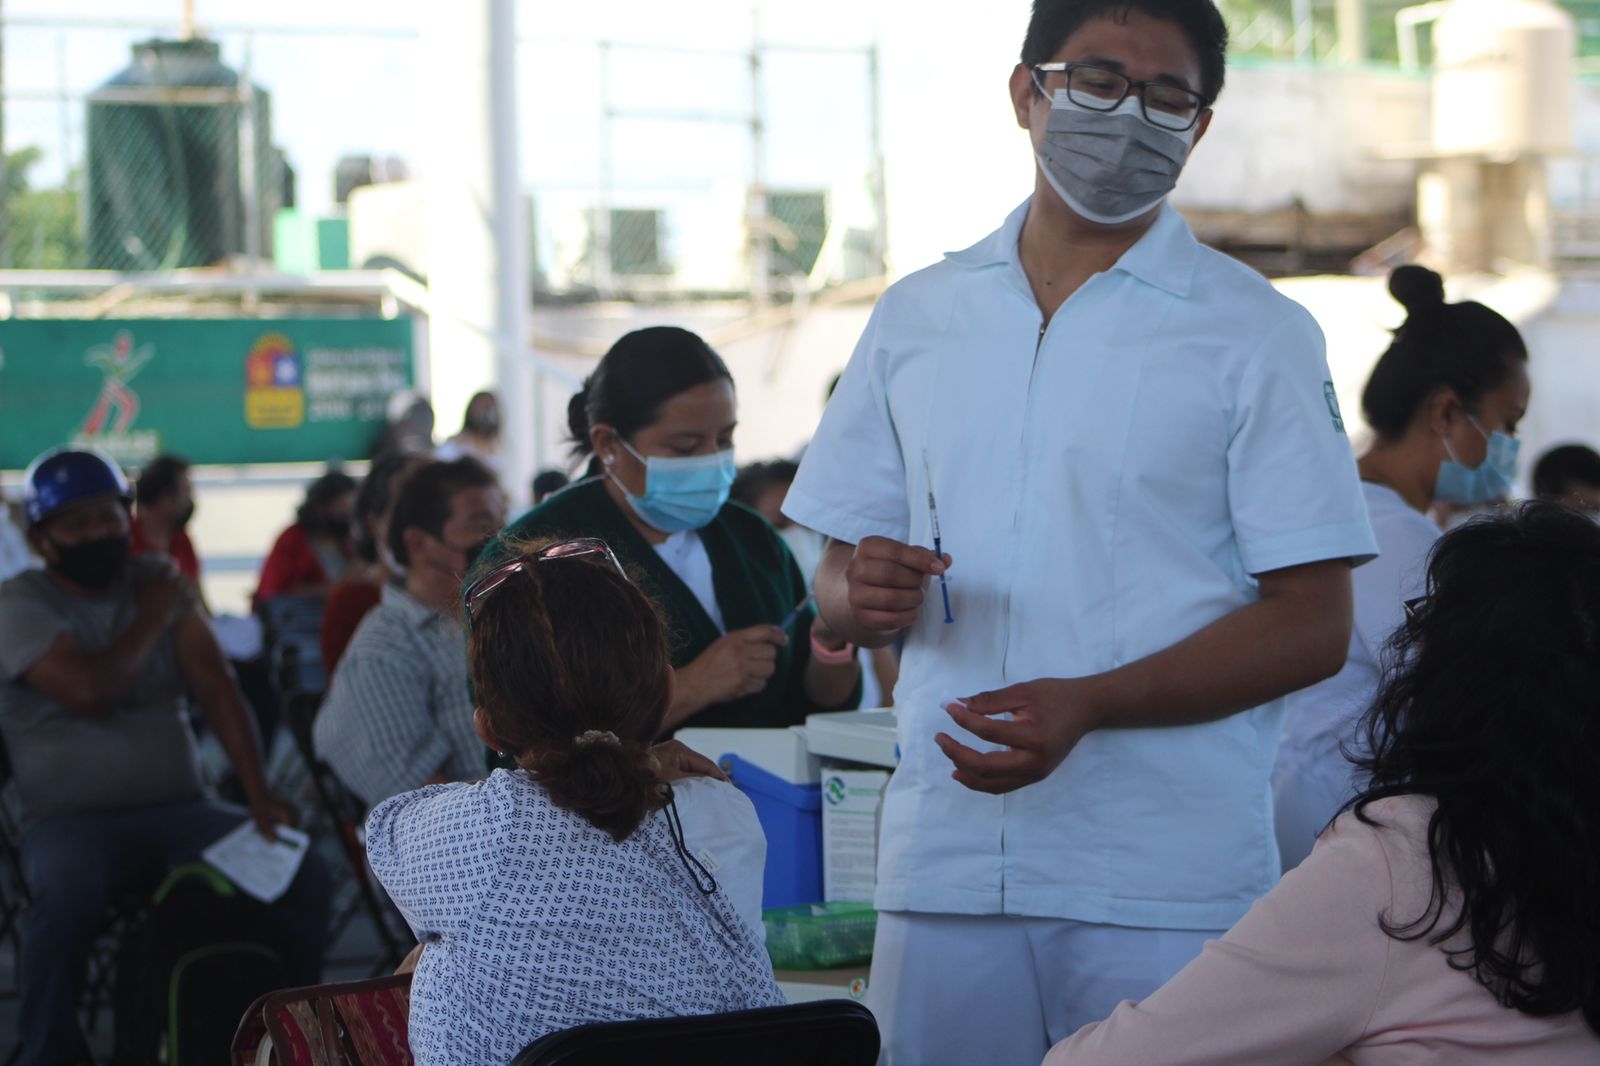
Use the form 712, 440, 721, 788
0, 317, 414, 469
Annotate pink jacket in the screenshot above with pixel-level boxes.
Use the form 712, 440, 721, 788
1045, 795, 1598, 1065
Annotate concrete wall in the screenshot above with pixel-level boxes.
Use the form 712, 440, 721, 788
1174, 64, 1431, 217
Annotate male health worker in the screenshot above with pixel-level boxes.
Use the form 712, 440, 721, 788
784, 2, 1377, 1063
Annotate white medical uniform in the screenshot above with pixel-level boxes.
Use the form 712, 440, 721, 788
1273, 481, 1439, 870
785, 199, 1376, 1065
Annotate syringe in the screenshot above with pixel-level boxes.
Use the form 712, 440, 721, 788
922, 450, 954, 624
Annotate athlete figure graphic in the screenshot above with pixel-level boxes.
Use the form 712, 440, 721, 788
81, 331, 155, 435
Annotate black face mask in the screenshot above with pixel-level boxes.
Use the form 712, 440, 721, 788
174, 502, 196, 530
321, 516, 353, 541
50, 534, 131, 590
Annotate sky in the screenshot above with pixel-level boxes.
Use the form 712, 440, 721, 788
3, 0, 1041, 276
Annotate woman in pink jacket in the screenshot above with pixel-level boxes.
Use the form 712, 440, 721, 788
1047, 501, 1600, 1065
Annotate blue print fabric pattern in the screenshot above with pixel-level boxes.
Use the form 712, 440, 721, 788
366, 769, 783, 1064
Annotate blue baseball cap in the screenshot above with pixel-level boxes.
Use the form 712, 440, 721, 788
23, 447, 132, 527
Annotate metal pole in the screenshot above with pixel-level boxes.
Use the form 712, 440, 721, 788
1292, 0, 1313, 61
489, 0, 535, 492
0, 0, 9, 270
1336, 0, 1367, 64
595, 40, 613, 298
239, 34, 261, 277
747, 7, 770, 304
422, 0, 534, 509
868, 40, 888, 278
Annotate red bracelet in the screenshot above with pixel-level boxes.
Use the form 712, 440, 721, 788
810, 631, 857, 665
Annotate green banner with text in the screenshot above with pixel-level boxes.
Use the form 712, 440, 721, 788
0, 317, 414, 469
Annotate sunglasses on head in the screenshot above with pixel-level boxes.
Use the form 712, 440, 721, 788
463, 537, 627, 627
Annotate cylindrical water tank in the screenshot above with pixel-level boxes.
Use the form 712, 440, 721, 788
86, 37, 280, 270
1431, 0, 1575, 157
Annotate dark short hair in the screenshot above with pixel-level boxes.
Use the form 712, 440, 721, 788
1021, 0, 1229, 105
386, 457, 498, 567
532, 468, 570, 502
353, 452, 426, 564
1362, 266, 1528, 441
134, 454, 191, 506
1532, 444, 1600, 500
730, 460, 800, 509
295, 470, 357, 530
566, 326, 733, 458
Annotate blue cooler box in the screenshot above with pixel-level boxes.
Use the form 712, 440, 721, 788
721, 753, 823, 907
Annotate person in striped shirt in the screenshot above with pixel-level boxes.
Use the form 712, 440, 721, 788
313, 458, 506, 807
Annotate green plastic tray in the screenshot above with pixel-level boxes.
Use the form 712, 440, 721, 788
762, 902, 877, 970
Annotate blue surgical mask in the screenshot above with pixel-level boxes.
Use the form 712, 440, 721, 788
609, 439, 736, 533
1436, 415, 1519, 506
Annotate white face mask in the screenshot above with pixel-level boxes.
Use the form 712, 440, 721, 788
1035, 91, 1198, 225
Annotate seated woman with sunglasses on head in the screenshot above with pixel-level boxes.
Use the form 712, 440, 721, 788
1045, 501, 1600, 1065
366, 536, 783, 1064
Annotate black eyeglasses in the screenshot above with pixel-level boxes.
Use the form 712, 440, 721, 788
464, 537, 628, 627
1031, 63, 1207, 131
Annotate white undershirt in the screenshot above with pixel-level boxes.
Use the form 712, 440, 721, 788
652, 530, 725, 632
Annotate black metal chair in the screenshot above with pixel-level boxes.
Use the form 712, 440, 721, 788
508, 1000, 880, 1066
278, 692, 407, 975
0, 736, 26, 1004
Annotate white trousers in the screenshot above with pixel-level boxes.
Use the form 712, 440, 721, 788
867, 912, 1224, 1066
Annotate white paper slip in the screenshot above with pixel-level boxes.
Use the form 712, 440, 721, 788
201, 822, 311, 904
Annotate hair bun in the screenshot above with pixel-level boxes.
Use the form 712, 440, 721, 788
1389, 264, 1446, 314
566, 383, 592, 443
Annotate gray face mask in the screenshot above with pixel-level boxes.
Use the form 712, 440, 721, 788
1036, 93, 1197, 225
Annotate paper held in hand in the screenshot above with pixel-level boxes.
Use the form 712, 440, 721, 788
201, 821, 311, 903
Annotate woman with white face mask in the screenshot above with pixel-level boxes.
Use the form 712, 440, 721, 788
490, 326, 862, 732
1273, 264, 1531, 871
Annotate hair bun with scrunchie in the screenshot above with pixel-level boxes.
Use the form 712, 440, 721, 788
1388, 264, 1446, 314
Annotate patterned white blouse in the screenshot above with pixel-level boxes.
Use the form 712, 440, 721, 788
367, 768, 784, 1064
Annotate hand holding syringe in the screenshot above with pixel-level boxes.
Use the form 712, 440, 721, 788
923, 450, 955, 624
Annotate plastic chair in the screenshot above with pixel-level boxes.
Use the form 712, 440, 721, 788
232, 972, 412, 1066
509, 1000, 880, 1066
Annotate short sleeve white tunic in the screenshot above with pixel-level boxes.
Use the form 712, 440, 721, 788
785, 200, 1377, 930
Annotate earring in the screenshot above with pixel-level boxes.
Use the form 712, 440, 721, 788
603, 453, 615, 466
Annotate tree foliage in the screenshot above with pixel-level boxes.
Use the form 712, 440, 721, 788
1, 147, 85, 270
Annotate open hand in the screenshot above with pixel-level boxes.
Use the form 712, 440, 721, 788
934, 679, 1104, 795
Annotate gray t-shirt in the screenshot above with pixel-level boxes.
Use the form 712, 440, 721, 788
0, 559, 203, 828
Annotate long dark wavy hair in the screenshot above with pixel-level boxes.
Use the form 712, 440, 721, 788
1348, 501, 1600, 1033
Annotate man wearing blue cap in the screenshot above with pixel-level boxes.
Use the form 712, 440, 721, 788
0, 448, 329, 1066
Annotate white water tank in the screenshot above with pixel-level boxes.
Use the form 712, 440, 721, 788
1432, 0, 1575, 157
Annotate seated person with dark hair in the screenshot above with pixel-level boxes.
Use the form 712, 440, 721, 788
1046, 503, 1600, 1064
0, 448, 330, 1066
320, 452, 427, 674
368, 534, 780, 1061
130, 453, 201, 587
254, 470, 358, 608
1531, 443, 1600, 515
312, 457, 507, 807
